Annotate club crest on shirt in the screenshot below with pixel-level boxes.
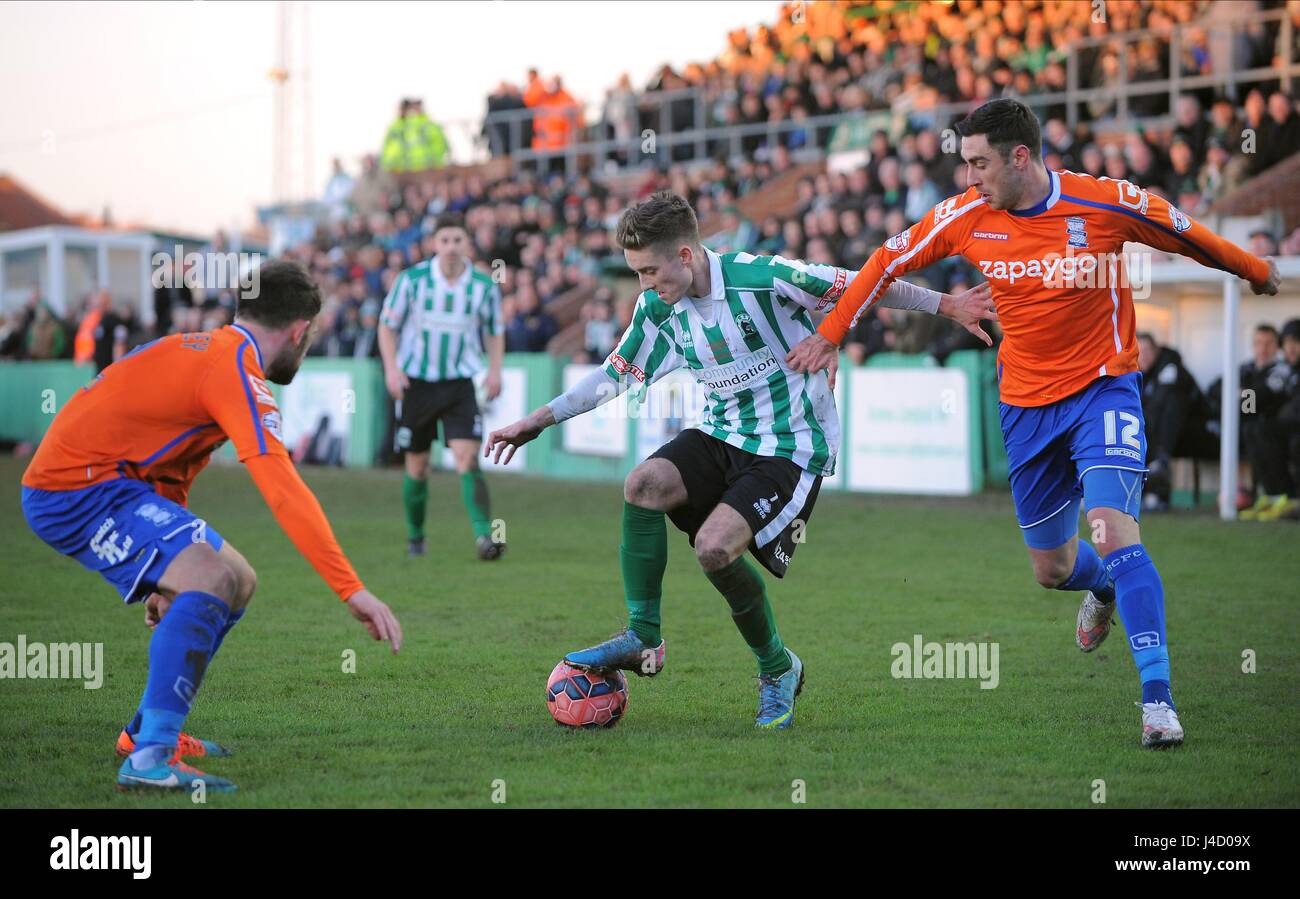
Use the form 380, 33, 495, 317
1168, 205, 1192, 233
735, 312, 758, 338
1066, 216, 1089, 249
884, 228, 911, 252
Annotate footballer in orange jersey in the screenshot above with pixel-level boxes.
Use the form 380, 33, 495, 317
789, 99, 1280, 749
22, 260, 403, 792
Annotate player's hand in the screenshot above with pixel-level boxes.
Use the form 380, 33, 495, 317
345, 589, 403, 654
384, 367, 409, 401
940, 281, 997, 347
485, 409, 550, 465
484, 370, 503, 402
1251, 258, 1281, 296
144, 593, 170, 630
785, 333, 839, 383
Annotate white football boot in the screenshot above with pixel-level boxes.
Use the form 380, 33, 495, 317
1138, 701, 1185, 748
1076, 591, 1115, 652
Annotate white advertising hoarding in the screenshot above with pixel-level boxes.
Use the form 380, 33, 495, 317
281, 370, 352, 465
846, 367, 972, 495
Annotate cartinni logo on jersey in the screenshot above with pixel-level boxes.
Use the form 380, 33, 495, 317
1066, 216, 1088, 249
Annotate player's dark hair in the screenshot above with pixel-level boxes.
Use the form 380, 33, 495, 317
434, 212, 466, 233
1136, 331, 1157, 346
1255, 323, 1280, 339
615, 190, 700, 253
237, 259, 322, 330
955, 98, 1042, 162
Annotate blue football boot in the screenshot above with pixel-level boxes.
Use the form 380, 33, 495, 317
565, 628, 666, 677
755, 648, 804, 729
117, 752, 237, 793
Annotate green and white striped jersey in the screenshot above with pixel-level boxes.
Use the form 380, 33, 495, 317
380, 255, 503, 382
604, 248, 859, 476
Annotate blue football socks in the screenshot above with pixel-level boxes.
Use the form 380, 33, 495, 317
1104, 545, 1173, 709
130, 591, 230, 763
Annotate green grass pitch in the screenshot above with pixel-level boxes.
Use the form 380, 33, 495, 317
2, 455, 1296, 808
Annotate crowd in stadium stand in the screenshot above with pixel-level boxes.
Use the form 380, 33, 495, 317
2, 0, 1299, 513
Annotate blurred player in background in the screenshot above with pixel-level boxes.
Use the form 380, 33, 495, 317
789, 98, 1281, 748
486, 191, 995, 728
378, 214, 506, 560
21, 260, 403, 792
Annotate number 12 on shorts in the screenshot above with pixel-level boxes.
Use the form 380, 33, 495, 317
1103, 409, 1142, 460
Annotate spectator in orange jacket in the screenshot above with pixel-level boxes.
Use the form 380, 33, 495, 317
533, 76, 583, 151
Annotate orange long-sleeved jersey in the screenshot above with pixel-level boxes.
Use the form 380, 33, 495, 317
821, 169, 1271, 407
22, 324, 364, 601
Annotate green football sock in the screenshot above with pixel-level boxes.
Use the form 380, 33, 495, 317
621, 502, 666, 646
705, 556, 790, 676
460, 470, 492, 539
402, 475, 428, 541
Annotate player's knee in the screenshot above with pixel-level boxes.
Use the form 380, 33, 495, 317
190, 555, 240, 605
695, 540, 733, 573
624, 465, 664, 507
233, 562, 257, 609
1032, 555, 1072, 589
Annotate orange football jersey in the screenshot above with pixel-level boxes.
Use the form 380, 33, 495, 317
23, 323, 363, 601
821, 170, 1271, 407
23, 324, 287, 500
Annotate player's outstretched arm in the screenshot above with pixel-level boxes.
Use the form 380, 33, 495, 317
1118, 183, 1278, 293
244, 453, 402, 653
343, 588, 403, 653
788, 199, 968, 375
485, 405, 557, 465
1252, 258, 1281, 296
486, 356, 642, 464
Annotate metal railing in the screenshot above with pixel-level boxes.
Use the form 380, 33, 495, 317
460, 5, 1297, 178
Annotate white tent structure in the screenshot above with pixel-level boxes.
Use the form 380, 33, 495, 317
0, 225, 156, 322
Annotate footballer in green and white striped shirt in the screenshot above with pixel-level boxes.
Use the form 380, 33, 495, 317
485, 191, 995, 728
379, 213, 506, 562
